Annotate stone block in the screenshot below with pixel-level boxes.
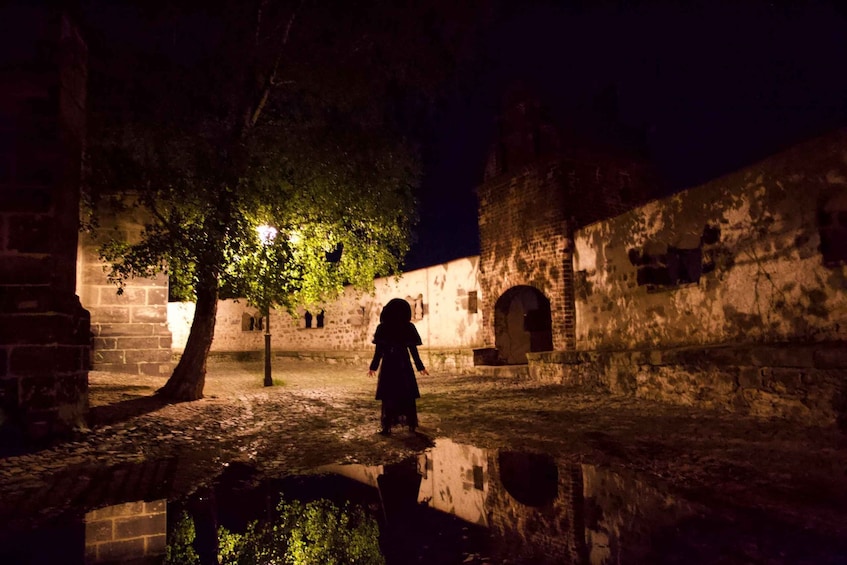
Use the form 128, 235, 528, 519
93, 337, 117, 350
80, 264, 111, 285
147, 533, 167, 554
7, 215, 52, 253
114, 337, 161, 350
93, 350, 125, 364
89, 306, 130, 324
130, 306, 167, 323
1, 187, 52, 213
94, 323, 156, 336
144, 500, 166, 513
814, 344, 847, 369
138, 362, 170, 376
0, 312, 80, 343
736, 367, 763, 389
763, 368, 805, 394
19, 376, 58, 410
88, 502, 146, 520
125, 349, 171, 365
0, 255, 53, 284
648, 349, 663, 366
94, 362, 139, 375
473, 347, 499, 366
84, 519, 113, 543
10, 345, 82, 375
146, 288, 167, 306
750, 345, 815, 368
77, 284, 100, 306
115, 513, 166, 539
97, 538, 146, 563
0, 286, 48, 314
98, 287, 145, 306
55, 372, 87, 404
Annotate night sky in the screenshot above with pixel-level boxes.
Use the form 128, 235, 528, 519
403, 0, 847, 270
20, 0, 847, 272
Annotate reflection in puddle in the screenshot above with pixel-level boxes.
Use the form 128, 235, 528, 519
323, 439, 701, 564
3, 438, 846, 564
84, 500, 167, 563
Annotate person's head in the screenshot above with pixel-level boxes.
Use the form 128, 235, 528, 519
380, 298, 412, 325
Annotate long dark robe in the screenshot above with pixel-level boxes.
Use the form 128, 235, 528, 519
370, 322, 425, 429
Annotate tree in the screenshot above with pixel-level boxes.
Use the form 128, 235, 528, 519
84, 0, 487, 401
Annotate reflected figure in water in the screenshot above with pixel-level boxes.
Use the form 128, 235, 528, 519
368, 298, 429, 435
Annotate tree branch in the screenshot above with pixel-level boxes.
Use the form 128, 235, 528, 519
242, 4, 299, 138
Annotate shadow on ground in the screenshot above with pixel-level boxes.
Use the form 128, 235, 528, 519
89, 395, 172, 427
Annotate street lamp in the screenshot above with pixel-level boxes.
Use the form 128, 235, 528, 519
257, 224, 277, 386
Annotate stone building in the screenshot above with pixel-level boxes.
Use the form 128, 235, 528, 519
0, 5, 90, 444
77, 195, 173, 377
475, 89, 660, 365
475, 91, 847, 425
168, 255, 483, 373
82, 86, 846, 425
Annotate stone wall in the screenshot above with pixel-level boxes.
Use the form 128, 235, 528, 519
573, 131, 847, 350
529, 130, 847, 425
84, 499, 167, 563
0, 7, 91, 444
477, 159, 572, 352
78, 195, 173, 376
169, 255, 484, 372
476, 91, 658, 363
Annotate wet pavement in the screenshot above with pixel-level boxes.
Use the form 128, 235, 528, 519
1, 359, 846, 563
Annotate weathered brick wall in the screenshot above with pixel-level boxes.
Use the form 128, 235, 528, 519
574, 130, 847, 349
478, 160, 571, 351
477, 91, 658, 363
84, 499, 167, 564
477, 153, 657, 358
79, 196, 173, 376
485, 452, 582, 563
0, 7, 90, 443
169, 256, 484, 371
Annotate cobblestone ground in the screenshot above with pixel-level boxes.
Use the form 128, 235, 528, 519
1, 358, 846, 545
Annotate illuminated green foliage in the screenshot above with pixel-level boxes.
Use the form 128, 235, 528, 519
164, 511, 201, 565
217, 498, 384, 565
84, 0, 487, 400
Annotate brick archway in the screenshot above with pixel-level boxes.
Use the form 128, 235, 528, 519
494, 286, 553, 364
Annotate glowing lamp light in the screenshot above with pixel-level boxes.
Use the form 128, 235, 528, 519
257, 224, 278, 245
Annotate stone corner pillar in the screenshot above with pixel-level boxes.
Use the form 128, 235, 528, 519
1, 7, 91, 445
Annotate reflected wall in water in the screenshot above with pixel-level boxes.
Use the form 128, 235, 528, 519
328, 438, 700, 564
84, 499, 167, 564
416, 438, 489, 526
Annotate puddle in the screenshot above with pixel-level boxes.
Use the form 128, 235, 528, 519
1, 437, 845, 564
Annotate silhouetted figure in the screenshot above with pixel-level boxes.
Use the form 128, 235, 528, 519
368, 298, 429, 435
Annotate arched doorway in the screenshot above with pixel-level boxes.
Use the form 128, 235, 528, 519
494, 286, 553, 364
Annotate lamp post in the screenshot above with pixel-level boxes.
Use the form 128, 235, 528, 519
257, 224, 277, 387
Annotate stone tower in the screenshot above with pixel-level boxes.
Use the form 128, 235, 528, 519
0, 4, 91, 445
476, 87, 658, 364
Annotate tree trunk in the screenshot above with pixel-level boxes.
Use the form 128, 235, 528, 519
158, 273, 219, 402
